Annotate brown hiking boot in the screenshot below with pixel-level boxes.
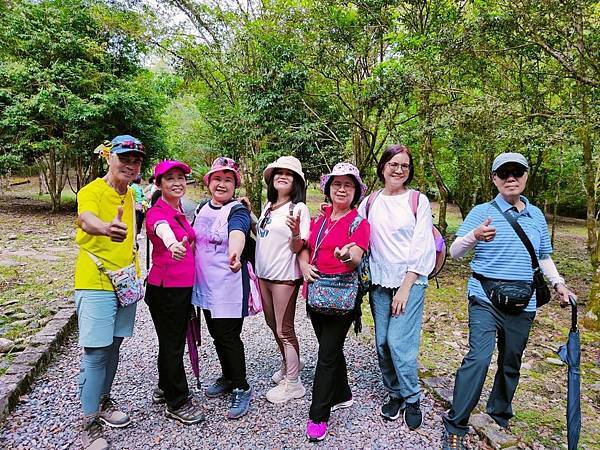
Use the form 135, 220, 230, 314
81, 415, 109, 450
99, 396, 131, 428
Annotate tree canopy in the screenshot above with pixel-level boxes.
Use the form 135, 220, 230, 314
1, 0, 599, 312
0, 0, 170, 210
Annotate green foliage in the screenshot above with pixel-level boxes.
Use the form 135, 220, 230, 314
0, 154, 22, 176
0, 0, 169, 209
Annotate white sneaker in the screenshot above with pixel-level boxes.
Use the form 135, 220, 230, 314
271, 358, 306, 384
266, 378, 306, 404
331, 397, 354, 412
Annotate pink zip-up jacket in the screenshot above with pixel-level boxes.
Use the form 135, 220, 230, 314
146, 197, 196, 287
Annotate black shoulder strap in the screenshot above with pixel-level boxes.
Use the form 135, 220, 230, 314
491, 201, 540, 269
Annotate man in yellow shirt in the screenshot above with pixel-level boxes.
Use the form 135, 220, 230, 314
75, 135, 144, 450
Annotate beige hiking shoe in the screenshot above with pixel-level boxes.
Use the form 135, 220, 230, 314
266, 378, 306, 404
271, 358, 306, 384
81, 415, 109, 450
99, 396, 131, 428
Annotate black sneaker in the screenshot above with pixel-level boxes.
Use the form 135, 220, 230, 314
403, 400, 423, 430
153, 387, 193, 404
152, 387, 165, 404
380, 396, 404, 421
205, 378, 233, 398
441, 429, 467, 450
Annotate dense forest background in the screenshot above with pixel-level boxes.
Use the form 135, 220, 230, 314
1, 0, 598, 312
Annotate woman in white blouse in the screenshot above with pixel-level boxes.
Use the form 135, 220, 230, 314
357, 144, 436, 431
255, 156, 310, 404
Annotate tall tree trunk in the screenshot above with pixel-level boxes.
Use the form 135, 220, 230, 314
38, 170, 49, 195
39, 147, 68, 212
419, 91, 448, 235
551, 146, 564, 248
574, 1, 599, 319
242, 139, 264, 213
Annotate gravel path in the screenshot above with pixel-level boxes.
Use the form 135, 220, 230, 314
0, 235, 482, 449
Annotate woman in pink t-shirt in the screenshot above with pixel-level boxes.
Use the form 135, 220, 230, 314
298, 163, 370, 442
145, 160, 204, 426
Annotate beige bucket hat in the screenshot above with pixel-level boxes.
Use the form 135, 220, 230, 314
263, 156, 306, 187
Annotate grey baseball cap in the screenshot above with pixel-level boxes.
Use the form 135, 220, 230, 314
491, 152, 529, 172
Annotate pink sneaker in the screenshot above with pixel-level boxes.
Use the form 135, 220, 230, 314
306, 420, 328, 441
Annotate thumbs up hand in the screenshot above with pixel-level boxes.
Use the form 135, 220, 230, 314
169, 235, 188, 261
286, 211, 301, 236
474, 217, 496, 242
229, 251, 241, 273
106, 206, 128, 242
334, 242, 356, 263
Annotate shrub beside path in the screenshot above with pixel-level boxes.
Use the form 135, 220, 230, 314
0, 297, 483, 449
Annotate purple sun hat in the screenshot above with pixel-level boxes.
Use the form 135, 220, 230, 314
320, 162, 367, 200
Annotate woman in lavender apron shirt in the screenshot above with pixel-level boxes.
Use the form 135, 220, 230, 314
192, 157, 254, 420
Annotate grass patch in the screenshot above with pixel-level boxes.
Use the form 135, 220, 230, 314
0, 354, 14, 376
512, 409, 561, 447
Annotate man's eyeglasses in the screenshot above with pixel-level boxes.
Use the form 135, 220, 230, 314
118, 140, 145, 153
117, 154, 143, 165
386, 162, 411, 172
494, 166, 527, 180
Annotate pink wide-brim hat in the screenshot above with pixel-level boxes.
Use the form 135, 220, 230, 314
203, 156, 241, 187
153, 160, 191, 180
320, 162, 367, 199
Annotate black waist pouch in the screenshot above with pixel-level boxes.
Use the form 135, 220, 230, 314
473, 272, 533, 314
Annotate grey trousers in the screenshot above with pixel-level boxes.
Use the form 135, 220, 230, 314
443, 296, 535, 436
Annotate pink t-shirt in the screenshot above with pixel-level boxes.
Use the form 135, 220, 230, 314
307, 206, 370, 275
146, 198, 196, 287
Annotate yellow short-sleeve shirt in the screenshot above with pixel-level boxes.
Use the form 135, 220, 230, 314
74, 178, 140, 290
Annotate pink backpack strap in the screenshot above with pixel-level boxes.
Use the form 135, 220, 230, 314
365, 189, 382, 218
409, 189, 419, 219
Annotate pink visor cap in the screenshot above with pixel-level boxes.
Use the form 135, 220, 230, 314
203, 156, 241, 187
153, 160, 192, 180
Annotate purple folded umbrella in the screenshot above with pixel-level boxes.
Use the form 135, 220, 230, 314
186, 306, 201, 389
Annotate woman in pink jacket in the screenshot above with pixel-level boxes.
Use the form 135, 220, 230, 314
145, 160, 204, 425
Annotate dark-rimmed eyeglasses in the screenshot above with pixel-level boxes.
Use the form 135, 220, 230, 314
386, 162, 411, 172
494, 166, 526, 180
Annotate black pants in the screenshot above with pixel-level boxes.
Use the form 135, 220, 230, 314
203, 309, 249, 391
443, 296, 535, 435
309, 311, 354, 422
145, 284, 192, 410
135, 210, 144, 236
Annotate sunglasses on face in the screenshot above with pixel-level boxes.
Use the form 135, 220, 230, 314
494, 166, 527, 180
